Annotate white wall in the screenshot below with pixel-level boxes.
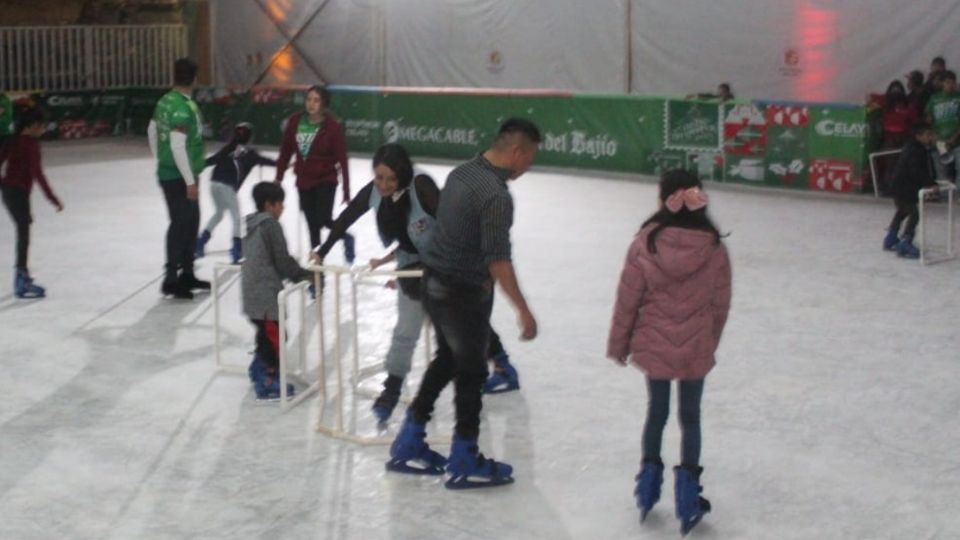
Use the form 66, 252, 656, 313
213, 0, 960, 102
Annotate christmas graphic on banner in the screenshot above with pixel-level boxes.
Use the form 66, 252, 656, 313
723, 104, 767, 156
809, 159, 855, 192
725, 155, 766, 183
764, 125, 809, 187
665, 100, 722, 151
765, 105, 809, 127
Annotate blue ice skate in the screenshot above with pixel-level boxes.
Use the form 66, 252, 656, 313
255, 369, 295, 401
343, 233, 356, 264
247, 354, 267, 383
482, 353, 520, 394
883, 228, 899, 251
896, 235, 920, 259
230, 237, 242, 264
195, 230, 211, 258
635, 458, 664, 522
14, 269, 45, 299
372, 375, 403, 426
674, 465, 711, 536
385, 411, 446, 475
444, 435, 514, 490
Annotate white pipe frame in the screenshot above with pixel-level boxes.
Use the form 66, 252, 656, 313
918, 181, 957, 266
309, 264, 438, 446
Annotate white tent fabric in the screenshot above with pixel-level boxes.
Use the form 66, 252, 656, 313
631, 0, 960, 103
212, 0, 960, 102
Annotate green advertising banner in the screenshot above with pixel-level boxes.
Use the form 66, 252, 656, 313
38, 90, 128, 139
16, 85, 878, 195
126, 87, 167, 135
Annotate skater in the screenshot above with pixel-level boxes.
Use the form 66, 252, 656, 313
924, 70, 960, 182
0, 107, 64, 299
275, 85, 355, 263
148, 58, 209, 300
385, 118, 540, 489
606, 169, 731, 534
883, 122, 940, 259
312, 143, 519, 425
242, 182, 313, 400
194, 122, 277, 264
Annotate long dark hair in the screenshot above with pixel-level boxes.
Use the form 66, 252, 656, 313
641, 169, 722, 254
372, 143, 414, 189
306, 84, 330, 108
885, 80, 907, 109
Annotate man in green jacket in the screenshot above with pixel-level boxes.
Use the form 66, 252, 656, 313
148, 58, 208, 299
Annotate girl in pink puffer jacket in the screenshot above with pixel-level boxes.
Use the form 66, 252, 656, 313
606, 169, 731, 534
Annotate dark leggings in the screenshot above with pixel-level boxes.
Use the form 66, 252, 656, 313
1, 185, 31, 269
299, 183, 337, 249
889, 199, 919, 238
642, 378, 705, 467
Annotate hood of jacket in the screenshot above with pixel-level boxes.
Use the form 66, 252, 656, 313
644, 227, 719, 279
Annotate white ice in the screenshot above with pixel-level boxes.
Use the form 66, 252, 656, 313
0, 139, 958, 540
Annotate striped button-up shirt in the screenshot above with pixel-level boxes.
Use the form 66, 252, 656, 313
422, 154, 514, 285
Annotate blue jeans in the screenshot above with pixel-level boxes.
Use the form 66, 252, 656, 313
409, 268, 492, 440
642, 378, 705, 466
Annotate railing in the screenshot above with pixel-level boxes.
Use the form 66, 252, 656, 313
0, 25, 186, 92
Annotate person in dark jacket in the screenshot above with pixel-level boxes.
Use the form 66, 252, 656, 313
884, 122, 939, 258
195, 123, 276, 263
274, 85, 355, 263
0, 107, 64, 298
242, 182, 312, 400
312, 144, 520, 426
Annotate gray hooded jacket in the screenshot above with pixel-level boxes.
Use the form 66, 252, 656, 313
242, 212, 311, 320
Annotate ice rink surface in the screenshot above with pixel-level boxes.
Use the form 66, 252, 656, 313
0, 139, 958, 539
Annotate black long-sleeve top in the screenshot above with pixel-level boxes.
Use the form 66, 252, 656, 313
315, 173, 440, 258
891, 138, 937, 203
205, 144, 277, 190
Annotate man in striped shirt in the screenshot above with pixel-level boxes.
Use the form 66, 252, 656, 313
387, 118, 540, 489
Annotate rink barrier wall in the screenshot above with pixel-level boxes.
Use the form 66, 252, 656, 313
6, 86, 875, 194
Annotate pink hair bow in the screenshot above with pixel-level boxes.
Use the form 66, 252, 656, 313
665, 187, 708, 213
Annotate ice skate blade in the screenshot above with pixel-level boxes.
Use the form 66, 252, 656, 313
482, 382, 520, 394
385, 459, 445, 476
254, 391, 296, 402
680, 515, 703, 536
444, 474, 515, 490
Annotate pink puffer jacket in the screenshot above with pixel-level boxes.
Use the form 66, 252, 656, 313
606, 225, 731, 380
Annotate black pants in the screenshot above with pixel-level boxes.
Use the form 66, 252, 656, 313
889, 199, 919, 238
642, 378, 705, 467
410, 269, 493, 440
1, 185, 31, 269
298, 183, 337, 250
252, 319, 281, 370
488, 328, 505, 359
160, 178, 200, 281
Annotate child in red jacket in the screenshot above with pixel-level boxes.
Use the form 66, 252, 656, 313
0, 108, 63, 298
607, 169, 731, 534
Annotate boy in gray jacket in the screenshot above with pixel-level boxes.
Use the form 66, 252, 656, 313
242, 182, 312, 400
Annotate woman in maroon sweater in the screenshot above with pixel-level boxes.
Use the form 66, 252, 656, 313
0, 108, 64, 298
274, 85, 354, 261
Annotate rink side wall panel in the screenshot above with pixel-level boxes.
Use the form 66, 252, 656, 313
5, 86, 873, 194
